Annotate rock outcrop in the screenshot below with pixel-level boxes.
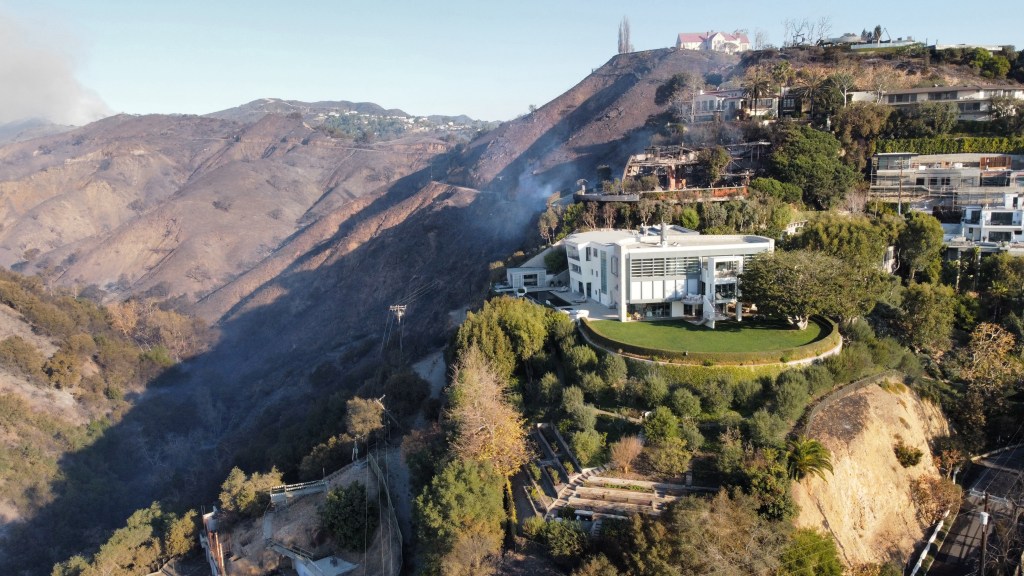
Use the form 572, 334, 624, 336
792, 380, 949, 566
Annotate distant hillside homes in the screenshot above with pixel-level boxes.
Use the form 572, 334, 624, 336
675, 31, 750, 53
850, 85, 1024, 122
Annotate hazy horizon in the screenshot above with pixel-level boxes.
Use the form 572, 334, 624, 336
2, 0, 1023, 125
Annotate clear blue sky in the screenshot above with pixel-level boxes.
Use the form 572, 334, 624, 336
2, 0, 1022, 123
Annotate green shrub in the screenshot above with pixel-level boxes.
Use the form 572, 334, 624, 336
732, 377, 764, 412
538, 519, 589, 567
645, 436, 691, 477
536, 372, 563, 405
803, 365, 834, 395
528, 462, 542, 482
779, 528, 843, 576
579, 372, 608, 401
669, 387, 702, 418
547, 466, 563, 485
894, 440, 923, 468
656, 363, 787, 387
570, 429, 606, 467
639, 372, 669, 406
823, 341, 876, 383
699, 377, 734, 416
0, 336, 47, 384
643, 406, 679, 444
44, 350, 81, 389
320, 482, 378, 551
218, 466, 283, 519
544, 247, 569, 273
523, 515, 546, 539
679, 420, 705, 451
772, 372, 810, 422
747, 409, 788, 448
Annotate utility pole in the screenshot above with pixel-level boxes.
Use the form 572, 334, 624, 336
388, 304, 407, 361
981, 492, 990, 576
897, 162, 904, 216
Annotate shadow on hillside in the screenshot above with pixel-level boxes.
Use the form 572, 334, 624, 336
0, 165, 535, 573
488, 72, 651, 197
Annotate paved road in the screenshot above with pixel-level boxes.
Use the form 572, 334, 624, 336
926, 446, 1024, 575
929, 511, 984, 575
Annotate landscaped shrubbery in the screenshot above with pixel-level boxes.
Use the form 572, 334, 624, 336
875, 136, 1024, 155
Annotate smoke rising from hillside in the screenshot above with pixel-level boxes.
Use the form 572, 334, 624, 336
0, 15, 110, 125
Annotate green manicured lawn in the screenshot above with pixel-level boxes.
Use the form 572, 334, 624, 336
587, 318, 824, 354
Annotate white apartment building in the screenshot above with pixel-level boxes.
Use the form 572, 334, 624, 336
960, 193, 1024, 243
563, 226, 774, 328
850, 85, 1024, 122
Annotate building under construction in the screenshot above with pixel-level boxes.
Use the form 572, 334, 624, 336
869, 152, 1024, 209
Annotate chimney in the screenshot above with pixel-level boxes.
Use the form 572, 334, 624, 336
660, 222, 667, 247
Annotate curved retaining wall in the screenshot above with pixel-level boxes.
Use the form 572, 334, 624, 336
578, 316, 842, 368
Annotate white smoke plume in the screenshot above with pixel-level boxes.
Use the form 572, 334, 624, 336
0, 14, 111, 125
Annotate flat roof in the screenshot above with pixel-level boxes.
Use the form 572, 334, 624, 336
565, 228, 772, 250
885, 85, 1024, 94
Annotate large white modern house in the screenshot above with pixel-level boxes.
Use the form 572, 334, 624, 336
563, 226, 774, 328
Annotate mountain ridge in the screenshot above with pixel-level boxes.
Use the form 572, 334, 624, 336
0, 47, 747, 572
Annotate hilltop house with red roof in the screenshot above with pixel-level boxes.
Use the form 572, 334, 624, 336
676, 31, 750, 53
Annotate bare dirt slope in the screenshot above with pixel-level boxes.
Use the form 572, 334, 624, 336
792, 381, 949, 567
0, 113, 445, 318
453, 48, 737, 195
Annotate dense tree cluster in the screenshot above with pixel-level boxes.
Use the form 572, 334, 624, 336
576, 492, 844, 576
320, 482, 378, 552
770, 124, 859, 209
51, 504, 197, 576
416, 460, 506, 575
218, 466, 284, 520
0, 268, 215, 574
741, 250, 858, 328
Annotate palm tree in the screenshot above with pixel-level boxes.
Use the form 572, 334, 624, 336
786, 436, 834, 481
743, 64, 774, 119
794, 66, 829, 121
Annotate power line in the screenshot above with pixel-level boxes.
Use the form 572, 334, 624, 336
388, 305, 407, 362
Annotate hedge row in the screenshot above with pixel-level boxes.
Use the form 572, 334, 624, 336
579, 316, 841, 367
653, 363, 787, 385
875, 136, 1024, 155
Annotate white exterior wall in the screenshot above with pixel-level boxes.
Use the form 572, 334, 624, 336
506, 267, 552, 292
962, 198, 1024, 242
566, 240, 621, 309
860, 86, 1024, 122
566, 229, 773, 326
